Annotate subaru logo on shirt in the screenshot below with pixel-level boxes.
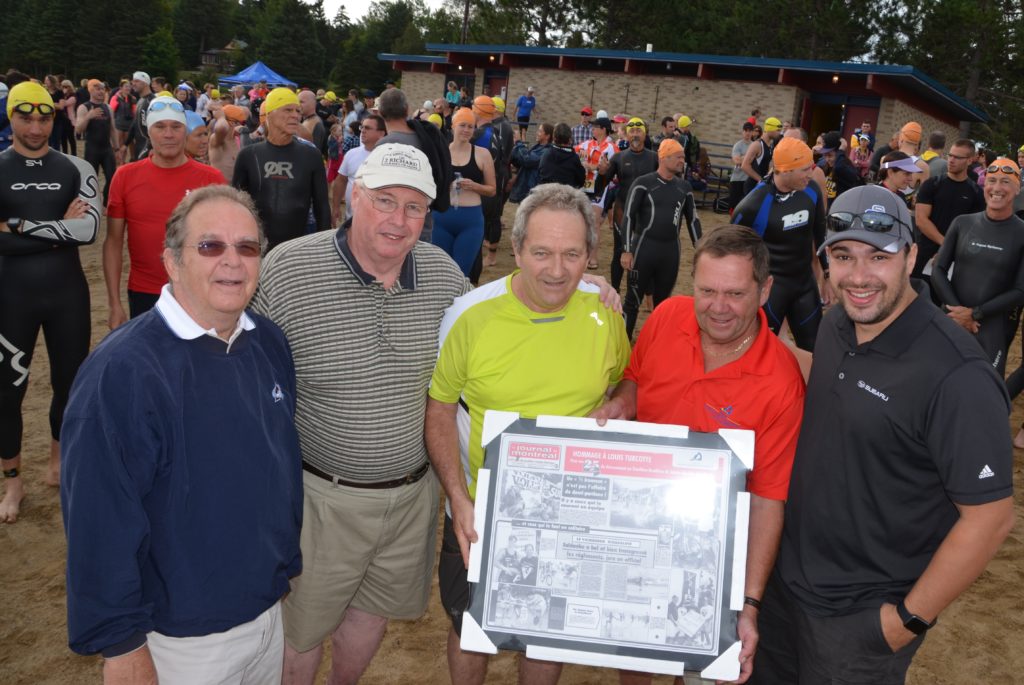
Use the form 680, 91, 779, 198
272, 383, 284, 402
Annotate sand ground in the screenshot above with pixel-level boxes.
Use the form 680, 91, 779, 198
2, 200, 1022, 684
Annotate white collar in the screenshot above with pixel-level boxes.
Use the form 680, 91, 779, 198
155, 284, 255, 349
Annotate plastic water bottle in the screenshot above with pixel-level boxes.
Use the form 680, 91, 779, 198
453, 172, 462, 208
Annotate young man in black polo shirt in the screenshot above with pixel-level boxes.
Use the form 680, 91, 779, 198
751, 185, 1014, 685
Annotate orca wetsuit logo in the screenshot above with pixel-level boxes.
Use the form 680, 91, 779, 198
263, 161, 294, 179
11, 182, 61, 191
0, 334, 29, 387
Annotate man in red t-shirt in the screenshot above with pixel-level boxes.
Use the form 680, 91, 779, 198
591, 225, 805, 685
104, 95, 225, 328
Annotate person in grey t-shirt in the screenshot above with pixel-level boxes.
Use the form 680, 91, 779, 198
729, 122, 754, 211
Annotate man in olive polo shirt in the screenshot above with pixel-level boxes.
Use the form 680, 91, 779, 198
752, 185, 1014, 684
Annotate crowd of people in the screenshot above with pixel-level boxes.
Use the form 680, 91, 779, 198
0, 63, 1018, 685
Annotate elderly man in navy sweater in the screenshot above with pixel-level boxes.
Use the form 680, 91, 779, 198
61, 185, 303, 684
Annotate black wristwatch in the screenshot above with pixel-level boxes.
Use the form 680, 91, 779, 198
896, 599, 934, 635
971, 306, 984, 322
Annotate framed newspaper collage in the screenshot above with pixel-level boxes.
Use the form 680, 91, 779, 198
460, 412, 754, 681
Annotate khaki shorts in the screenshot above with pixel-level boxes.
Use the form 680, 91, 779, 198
282, 468, 440, 651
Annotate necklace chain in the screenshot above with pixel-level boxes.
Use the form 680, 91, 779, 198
702, 333, 755, 358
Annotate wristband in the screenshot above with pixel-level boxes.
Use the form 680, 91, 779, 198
743, 596, 762, 610
3, 467, 19, 478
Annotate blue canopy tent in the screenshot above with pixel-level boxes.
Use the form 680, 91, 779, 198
219, 61, 296, 87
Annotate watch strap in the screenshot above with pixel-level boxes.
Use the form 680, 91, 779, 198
896, 599, 934, 634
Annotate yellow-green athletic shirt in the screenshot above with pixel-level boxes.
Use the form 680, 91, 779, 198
429, 272, 631, 498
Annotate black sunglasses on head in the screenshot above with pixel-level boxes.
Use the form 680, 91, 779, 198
826, 211, 909, 237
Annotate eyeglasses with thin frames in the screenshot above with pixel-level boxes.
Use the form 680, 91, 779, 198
365, 190, 429, 219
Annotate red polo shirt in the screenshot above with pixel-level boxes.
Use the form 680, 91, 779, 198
625, 296, 805, 500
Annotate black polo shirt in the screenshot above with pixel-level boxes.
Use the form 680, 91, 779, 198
777, 284, 1013, 617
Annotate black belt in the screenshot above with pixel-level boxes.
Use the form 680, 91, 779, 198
302, 461, 430, 489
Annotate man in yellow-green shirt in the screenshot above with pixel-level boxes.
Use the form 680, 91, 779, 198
426, 183, 630, 685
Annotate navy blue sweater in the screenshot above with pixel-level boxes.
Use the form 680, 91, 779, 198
61, 309, 303, 656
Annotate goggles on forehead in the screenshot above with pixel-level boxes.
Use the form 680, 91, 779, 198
987, 164, 1020, 178
149, 100, 186, 114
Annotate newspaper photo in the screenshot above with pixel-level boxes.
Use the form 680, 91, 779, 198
464, 416, 751, 674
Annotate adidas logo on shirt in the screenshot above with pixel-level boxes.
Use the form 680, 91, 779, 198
978, 464, 995, 480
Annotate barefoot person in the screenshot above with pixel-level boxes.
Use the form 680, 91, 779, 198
0, 82, 100, 523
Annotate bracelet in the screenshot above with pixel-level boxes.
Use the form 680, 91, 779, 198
3, 467, 19, 478
743, 596, 762, 610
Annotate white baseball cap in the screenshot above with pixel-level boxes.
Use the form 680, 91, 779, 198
133, 71, 151, 85
355, 143, 436, 201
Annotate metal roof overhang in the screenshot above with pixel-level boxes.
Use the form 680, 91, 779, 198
383, 44, 986, 123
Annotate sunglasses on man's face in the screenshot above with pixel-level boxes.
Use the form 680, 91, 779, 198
187, 240, 262, 258
12, 102, 55, 116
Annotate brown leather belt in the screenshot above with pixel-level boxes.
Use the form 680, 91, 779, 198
302, 461, 430, 489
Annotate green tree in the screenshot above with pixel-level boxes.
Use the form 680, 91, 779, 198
142, 23, 181, 84
870, 0, 1016, 143
255, 0, 326, 86
172, 0, 233, 71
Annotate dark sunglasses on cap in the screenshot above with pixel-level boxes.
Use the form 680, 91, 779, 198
12, 102, 55, 116
187, 240, 262, 258
987, 164, 1020, 178
149, 100, 186, 114
826, 211, 909, 236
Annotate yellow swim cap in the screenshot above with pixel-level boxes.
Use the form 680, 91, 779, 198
677, 115, 692, 128
264, 87, 299, 114
491, 96, 505, 113
7, 81, 55, 119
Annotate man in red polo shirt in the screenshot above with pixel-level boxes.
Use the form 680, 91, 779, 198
591, 225, 805, 685
104, 95, 225, 328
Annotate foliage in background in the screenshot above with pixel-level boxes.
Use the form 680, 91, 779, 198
2, 0, 1021, 149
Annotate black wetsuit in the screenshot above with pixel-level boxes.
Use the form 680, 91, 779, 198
232, 138, 331, 250
0, 148, 100, 459
621, 171, 702, 339
732, 176, 827, 350
81, 101, 116, 205
604, 147, 659, 291
743, 138, 774, 196
931, 211, 1024, 377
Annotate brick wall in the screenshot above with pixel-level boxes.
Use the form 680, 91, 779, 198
499, 67, 799, 148
398, 71, 446, 113
877, 98, 962, 153
396, 66, 966, 157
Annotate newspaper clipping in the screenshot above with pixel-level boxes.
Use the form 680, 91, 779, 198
480, 433, 734, 658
